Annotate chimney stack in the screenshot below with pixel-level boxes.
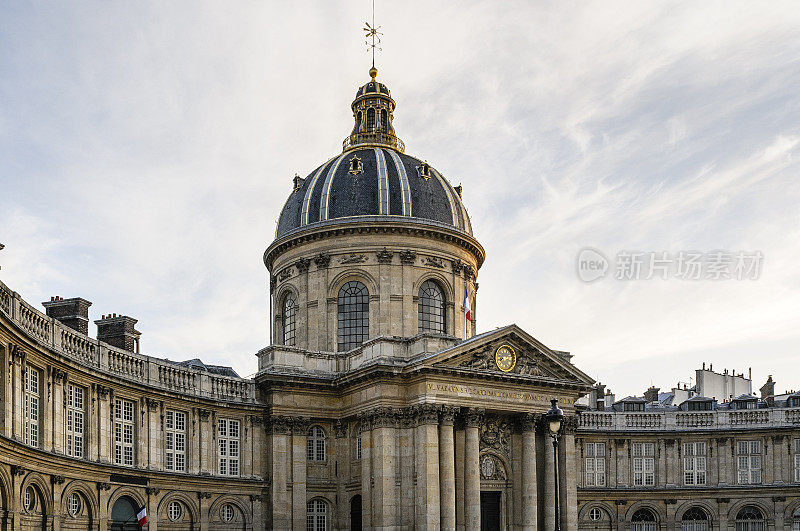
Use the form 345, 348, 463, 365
95, 314, 141, 353
42, 296, 92, 334
644, 386, 660, 403
759, 375, 775, 399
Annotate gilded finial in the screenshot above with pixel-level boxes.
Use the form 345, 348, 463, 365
369, 66, 378, 80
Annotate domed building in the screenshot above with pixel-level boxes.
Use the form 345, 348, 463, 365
6, 64, 796, 531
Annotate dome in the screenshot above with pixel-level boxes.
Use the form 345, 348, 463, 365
274, 68, 472, 240
276, 148, 472, 238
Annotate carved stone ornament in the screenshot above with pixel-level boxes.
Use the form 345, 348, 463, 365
295, 258, 311, 273
451, 259, 465, 274
459, 347, 492, 370
480, 417, 511, 457
314, 253, 331, 268
562, 415, 579, 434
416, 404, 440, 425
463, 407, 485, 428
51, 367, 68, 383
440, 405, 457, 425
198, 492, 212, 500
479, 454, 507, 480
197, 409, 211, 421
278, 267, 293, 281
371, 407, 398, 428
97, 482, 111, 491
51, 475, 66, 485
398, 250, 417, 264
519, 412, 538, 432
423, 256, 445, 269
270, 416, 292, 435
291, 417, 310, 433
462, 263, 475, 279
145, 487, 160, 495
11, 465, 26, 476
340, 253, 367, 265
250, 494, 266, 502
376, 247, 393, 264
9, 343, 26, 364
270, 275, 277, 291
146, 398, 161, 410
334, 420, 347, 439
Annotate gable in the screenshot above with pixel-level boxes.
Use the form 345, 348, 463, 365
424, 324, 594, 385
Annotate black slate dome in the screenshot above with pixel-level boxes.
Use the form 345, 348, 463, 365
274, 68, 472, 239
276, 148, 472, 238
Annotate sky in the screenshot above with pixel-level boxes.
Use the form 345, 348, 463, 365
1, 1, 799, 397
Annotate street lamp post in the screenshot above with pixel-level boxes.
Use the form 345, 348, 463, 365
545, 398, 564, 531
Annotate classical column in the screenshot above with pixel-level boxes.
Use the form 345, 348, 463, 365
455, 426, 466, 531
399, 410, 415, 528
543, 423, 556, 530
198, 409, 213, 474
464, 407, 483, 531
520, 413, 538, 530
559, 417, 578, 531
147, 399, 161, 469
439, 406, 456, 530
415, 404, 441, 530
373, 408, 398, 529
291, 417, 309, 531
98, 387, 112, 463
360, 414, 373, 529
51, 369, 67, 454
334, 421, 350, 530
270, 416, 291, 529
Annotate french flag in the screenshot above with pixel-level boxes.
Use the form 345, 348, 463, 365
464, 284, 471, 324
137, 506, 147, 526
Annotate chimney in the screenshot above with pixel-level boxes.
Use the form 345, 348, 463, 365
644, 386, 660, 403
95, 314, 141, 353
759, 375, 775, 399
42, 296, 92, 334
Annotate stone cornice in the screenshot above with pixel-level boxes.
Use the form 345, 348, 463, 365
263, 218, 485, 271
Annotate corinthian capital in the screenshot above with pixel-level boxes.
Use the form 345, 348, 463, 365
463, 407, 485, 428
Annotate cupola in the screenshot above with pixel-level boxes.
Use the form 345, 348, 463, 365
344, 67, 404, 152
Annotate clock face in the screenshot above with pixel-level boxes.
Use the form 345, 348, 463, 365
494, 345, 516, 372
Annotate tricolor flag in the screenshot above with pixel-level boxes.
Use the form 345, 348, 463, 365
464, 283, 471, 327
137, 506, 147, 526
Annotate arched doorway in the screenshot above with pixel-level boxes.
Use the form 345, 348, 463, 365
349, 495, 362, 531
110, 496, 140, 531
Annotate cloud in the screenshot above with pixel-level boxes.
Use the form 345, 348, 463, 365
1, 1, 799, 393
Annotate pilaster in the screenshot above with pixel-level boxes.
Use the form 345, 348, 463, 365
463, 407, 483, 531
270, 416, 291, 529
373, 407, 399, 529
415, 404, 441, 530
520, 413, 538, 530
291, 417, 309, 531
439, 406, 456, 530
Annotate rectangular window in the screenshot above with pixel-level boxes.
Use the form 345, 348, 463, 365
632, 442, 655, 486
584, 442, 606, 486
114, 398, 135, 466
683, 442, 706, 485
165, 410, 187, 472
737, 440, 762, 484
794, 438, 800, 483
24, 366, 40, 447
218, 418, 240, 476
66, 384, 85, 458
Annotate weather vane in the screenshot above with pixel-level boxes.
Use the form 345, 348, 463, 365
363, 0, 382, 69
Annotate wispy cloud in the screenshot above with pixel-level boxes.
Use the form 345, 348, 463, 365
1, 1, 799, 393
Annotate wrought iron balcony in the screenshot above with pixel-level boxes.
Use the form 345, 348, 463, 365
343, 131, 405, 153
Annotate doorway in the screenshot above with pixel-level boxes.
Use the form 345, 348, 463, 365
480, 491, 501, 531
110, 496, 140, 531
350, 495, 362, 531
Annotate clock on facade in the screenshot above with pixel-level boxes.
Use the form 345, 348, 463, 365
494, 344, 516, 372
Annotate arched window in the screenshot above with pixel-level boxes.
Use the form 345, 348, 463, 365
792, 506, 800, 531
307, 498, 328, 531
68, 492, 82, 516
356, 111, 363, 131
588, 507, 606, 521
631, 508, 657, 531
735, 506, 765, 531
168, 501, 183, 522
380, 109, 387, 130
337, 281, 369, 351
221, 504, 236, 523
681, 507, 710, 531
366, 108, 375, 131
418, 280, 446, 334
282, 292, 296, 346
307, 426, 326, 462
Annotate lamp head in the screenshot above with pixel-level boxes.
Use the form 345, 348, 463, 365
545, 398, 564, 435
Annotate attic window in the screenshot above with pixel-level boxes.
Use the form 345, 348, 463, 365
349, 155, 363, 175
292, 173, 302, 193
418, 162, 431, 180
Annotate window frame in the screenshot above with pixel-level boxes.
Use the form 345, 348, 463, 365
683, 441, 707, 486
632, 442, 655, 487
165, 409, 187, 472
282, 291, 297, 346
24, 365, 41, 448
584, 442, 606, 486
168, 500, 183, 522
66, 384, 85, 458
418, 279, 446, 334
737, 440, 762, 485
306, 498, 328, 531
307, 425, 327, 462
337, 281, 369, 352
218, 418, 241, 476
114, 397, 135, 467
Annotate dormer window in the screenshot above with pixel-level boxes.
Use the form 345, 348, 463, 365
418, 162, 431, 180
623, 402, 645, 412
348, 156, 363, 175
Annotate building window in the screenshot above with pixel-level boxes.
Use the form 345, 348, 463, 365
307, 426, 326, 462
114, 398, 135, 466
66, 384, 85, 458
23, 486, 35, 511
356, 433, 362, 460
794, 438, 800, 483
588, 507, 605, 521
792, 507, 800, 531
584, 442, 606, 486
631, 508, 657, 531
683, 442, 707, 485
307, 498, 328, 531
24, 365, 40, 447
68, 492, 82, 516
165, 410, 187, 472
681, 507, 709, 531
735, 506, 765, 531
366, 108, 375, 130
218, 418, 240, 476
632, 442, 655, 486
221, 504, 236, 523
737, 440, 762, 484
337, 281, 369, 351
282, 292, 297, 346
418, 280, 445, 334
168, 501, 183, 521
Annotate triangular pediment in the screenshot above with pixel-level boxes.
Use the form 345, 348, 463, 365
418, 324, 594, 385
